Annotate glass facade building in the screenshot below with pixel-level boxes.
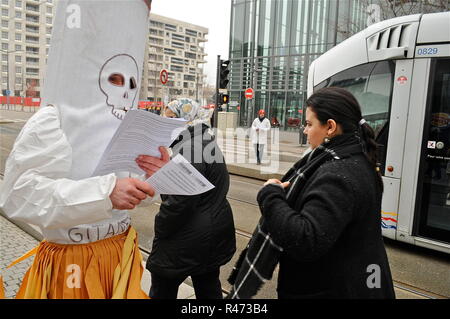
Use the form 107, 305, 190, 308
228, 0, 369, 130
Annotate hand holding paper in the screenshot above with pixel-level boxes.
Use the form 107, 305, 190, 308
136, 146, 171, 179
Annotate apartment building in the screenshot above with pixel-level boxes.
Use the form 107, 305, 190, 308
0, 0, 55, 98
144, 13, 208, 103
0, 3, 208, 104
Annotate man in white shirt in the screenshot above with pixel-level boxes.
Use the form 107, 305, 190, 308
251, 109, 271, 165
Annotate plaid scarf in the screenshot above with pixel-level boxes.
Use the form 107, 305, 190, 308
226, 134, 363, 299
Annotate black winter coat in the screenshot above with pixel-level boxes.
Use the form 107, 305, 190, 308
257, 152, 395, 299
147, 124, 236, 278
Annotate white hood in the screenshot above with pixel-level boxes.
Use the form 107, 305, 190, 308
41, 0, 151, 180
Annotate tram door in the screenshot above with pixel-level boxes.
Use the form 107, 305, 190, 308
414, 58, 450, 244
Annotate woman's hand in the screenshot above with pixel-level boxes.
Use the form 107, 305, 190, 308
264, 179, 290, 188
135, 146, 171, 179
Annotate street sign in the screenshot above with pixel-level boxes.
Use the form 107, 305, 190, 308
160, 69, 169, 85
245, 88, 254, 100
5, 90, 10, 96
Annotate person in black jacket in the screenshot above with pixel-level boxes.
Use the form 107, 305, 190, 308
136, 98, 236, 299
257, 87, 395, 299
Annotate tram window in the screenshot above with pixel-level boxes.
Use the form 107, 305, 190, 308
315, 61, 394, 173
417, 58, 450, 242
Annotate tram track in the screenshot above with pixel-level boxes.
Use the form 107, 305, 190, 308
0, 154, 447, 299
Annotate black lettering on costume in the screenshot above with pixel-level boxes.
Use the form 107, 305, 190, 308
104, 223, 115, 238
68, 228, 83, 243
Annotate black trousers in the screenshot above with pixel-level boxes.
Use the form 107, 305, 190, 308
254, 143, 265, 163
149, 268, 223, 299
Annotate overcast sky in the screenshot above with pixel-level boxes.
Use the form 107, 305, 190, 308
151, 0, 232, 85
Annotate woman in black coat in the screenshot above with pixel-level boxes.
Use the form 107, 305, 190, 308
257, 87, 395, 299
136, 99, 236, 299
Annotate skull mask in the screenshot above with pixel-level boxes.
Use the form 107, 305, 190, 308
99, 54, 139, 120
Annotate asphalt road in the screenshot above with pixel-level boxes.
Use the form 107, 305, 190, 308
1, 109, 449, 299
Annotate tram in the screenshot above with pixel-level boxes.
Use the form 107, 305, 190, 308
308, 12, 450, 254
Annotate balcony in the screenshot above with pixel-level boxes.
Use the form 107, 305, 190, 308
25, 15, 39, 24
25, 48, 39, 55
25, 36, 39, 44
25, 5, 39, 13
26, 71, 39, 76
25, 26, 39, 33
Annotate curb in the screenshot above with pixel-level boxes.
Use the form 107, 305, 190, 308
227, 164, 283, 181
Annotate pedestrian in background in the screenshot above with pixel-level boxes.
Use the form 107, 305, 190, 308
251, 109, 271, 165
136, 98, 236, 299
246, 87, 395, 298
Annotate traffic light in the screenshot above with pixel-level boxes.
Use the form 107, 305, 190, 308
219, 59, 230, 89
219, 93, 229, 105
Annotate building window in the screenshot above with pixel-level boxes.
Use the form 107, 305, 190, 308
165, 23, 176, 32
1, 54, 6, 61
15, 77, 21, 84
15, 44, 21, 51
15, 55, 21, 63
15, 33, 21, 41
1, 20, 7, 28
15, 22, 21, 29
1, 42, 7, 50
1, 9, 8, 17
15, 66, 21, 73
46, 6, 52, 14
185, 29, 197, 37
1, 31, 7, 39
2, 0, 8, 5
2, 65, 7, 72
15, 0, 22, 8
46, 16, 52, 24
15, 11, 22, 18
26, 67, 39, 75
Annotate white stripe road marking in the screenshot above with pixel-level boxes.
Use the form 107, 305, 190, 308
0, 119, 27, 123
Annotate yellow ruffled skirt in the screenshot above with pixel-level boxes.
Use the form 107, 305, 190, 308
1, 227, 149, 299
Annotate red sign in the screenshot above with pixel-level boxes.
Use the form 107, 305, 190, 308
397, 76, 408, 85
245, 88, 254, 100
160, 69, 169, 85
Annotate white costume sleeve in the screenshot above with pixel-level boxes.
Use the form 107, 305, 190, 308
0, 106, 117, 230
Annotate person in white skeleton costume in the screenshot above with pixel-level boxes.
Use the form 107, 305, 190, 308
0, 0, 164, 299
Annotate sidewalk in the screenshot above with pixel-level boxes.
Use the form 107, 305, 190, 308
216, 132, 307, 180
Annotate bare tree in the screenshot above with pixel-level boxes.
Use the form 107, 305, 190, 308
202, 84, 216, 105
335, 0, 449, 40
